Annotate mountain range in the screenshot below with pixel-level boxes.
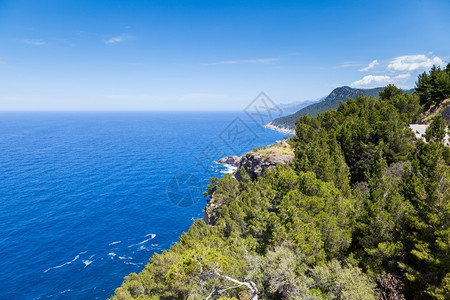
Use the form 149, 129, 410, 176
268, 86, 415, 132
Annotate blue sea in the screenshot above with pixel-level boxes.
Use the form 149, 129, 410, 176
0, 112, 288, 299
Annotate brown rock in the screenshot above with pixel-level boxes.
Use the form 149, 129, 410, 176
234, 152, 294, 180
217, 155, 241, 167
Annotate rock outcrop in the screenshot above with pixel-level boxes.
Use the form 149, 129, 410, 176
203, 202, 218, 226
205, 142, 295, 225
443, 105, 450, 123
234, 151, 294, 180
217, 155, 241, 167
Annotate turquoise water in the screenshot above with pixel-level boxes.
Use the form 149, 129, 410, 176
0, 112, 288, 299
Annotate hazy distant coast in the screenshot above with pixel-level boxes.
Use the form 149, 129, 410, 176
264, 122, 295, 134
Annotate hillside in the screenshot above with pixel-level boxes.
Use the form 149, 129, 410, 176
421, 98, 450, 123
110, 68, 450, 300
268, 86, 414, 132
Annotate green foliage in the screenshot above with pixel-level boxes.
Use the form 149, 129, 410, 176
203, 177, 220, 201
253, 246, 376, 299
294, 93, 415, 184
166, 245, 232, 282
416, 63, 450, 109
384, 90, 422, 123
425, 115, 447, 143
111, 69, 450, 300
309, 260, 377, 299
399, 140, 450, 298
379, 84, 404, 100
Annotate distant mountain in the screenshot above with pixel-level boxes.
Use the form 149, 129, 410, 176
277, 98, 324, 116
267, 86, 414, 132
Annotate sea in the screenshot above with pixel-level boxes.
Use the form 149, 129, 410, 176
0, 111, 289, 299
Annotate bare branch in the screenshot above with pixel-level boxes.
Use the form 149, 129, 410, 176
218, 284, 243, 293
205, 286, 217, 300
198, 271, 258, 300
213, 271, 258, 300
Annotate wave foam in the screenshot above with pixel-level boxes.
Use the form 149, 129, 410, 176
124, 261, 141, 266
118, 256, 132, 260
44, 254, 80, 273
128, 235, 155, 248
220, 164, 238, 174
82, 260, 93, 268
137, 238, 152, 245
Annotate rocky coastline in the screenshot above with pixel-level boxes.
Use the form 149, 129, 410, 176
204, 141, 295, 225
264, 122, 295, 134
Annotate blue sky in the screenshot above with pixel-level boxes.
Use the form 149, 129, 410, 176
0, 0, 449, 110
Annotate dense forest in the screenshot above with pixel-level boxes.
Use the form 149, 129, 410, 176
111, 65, 450, 300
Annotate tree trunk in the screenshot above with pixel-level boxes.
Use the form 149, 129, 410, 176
213, 271, 258, 300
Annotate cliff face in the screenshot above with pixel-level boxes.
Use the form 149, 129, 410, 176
217, 155, 241, 166
234, 151, 294, 180
203, 201, 217, 225
443, 105, 450, 123
204, 142, 295, 225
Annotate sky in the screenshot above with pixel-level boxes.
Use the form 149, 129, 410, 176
0, 0, 449, 111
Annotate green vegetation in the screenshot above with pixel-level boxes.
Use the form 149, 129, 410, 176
269, 86, 415, 131
252, 142, 294, 158
416, 63, 450, 109
421, 98, 450, 123
111, 68, 449, 300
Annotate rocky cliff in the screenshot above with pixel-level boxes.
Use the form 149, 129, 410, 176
234, 151, 294, 180
204, 141, 295, 225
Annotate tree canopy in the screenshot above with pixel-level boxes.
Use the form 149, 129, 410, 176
416, 63, 450, 109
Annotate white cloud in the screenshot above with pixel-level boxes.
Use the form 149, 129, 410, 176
22, 39, 46, 46
351, 75, 391, 87
393, 73, 411, 80
351, 73, 411, 88
206, 58, 279, 65
360, 60, 379, 72
105, 35, 130, 44
349, 53, 447, 88
387, 54, 446, 72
